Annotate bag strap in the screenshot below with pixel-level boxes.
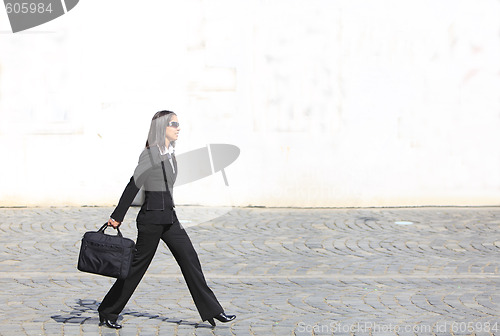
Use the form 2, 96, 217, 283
146, 145, 173, 202
97, 222, 123, 237
160, 160, 174, 201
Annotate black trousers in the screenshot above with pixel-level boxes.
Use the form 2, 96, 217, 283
98, 214, 223, 321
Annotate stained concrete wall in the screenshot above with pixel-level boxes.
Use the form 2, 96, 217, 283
0, 0, 499, 207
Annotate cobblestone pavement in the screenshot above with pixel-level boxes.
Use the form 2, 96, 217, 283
0, 206, 499, 336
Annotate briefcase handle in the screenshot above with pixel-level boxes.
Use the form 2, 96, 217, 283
97, 222, 123, 237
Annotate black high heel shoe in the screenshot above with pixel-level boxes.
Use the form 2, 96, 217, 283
207, 312, 236, 327
99, 313, 122, 329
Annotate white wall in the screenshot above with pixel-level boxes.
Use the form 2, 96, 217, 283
0, 0, 499, 207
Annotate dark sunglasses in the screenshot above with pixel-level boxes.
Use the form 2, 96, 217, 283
168, 121, 180, 128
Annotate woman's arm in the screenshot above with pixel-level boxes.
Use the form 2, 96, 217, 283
109, 176, 140, 223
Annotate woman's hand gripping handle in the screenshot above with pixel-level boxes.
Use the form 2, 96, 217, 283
107, 218, 121, 229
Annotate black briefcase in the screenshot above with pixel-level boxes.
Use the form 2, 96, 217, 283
77, 223, 136, 279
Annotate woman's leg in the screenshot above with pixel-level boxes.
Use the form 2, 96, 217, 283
98, 222, 165, 321
161, 216, 224, 321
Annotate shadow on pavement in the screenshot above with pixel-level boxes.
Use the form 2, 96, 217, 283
50, 299, 213, 328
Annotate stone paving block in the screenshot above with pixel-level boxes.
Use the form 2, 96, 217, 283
42, 324, 64, 335
115, 328, 136, 336
61, 324, 81, 336
100, 328, 119, 336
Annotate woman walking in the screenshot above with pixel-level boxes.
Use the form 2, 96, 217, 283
98, 110, 236, 329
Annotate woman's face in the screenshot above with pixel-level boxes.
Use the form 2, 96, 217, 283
165, 115, 180, 143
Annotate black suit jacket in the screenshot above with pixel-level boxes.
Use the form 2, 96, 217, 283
111, 146, 178, 224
